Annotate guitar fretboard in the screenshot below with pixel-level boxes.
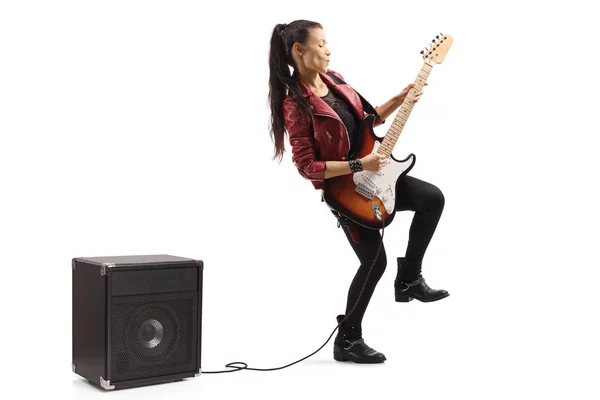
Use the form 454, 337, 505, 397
376, 60, 434, 157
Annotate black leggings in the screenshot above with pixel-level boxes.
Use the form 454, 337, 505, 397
339, 175, 445, 328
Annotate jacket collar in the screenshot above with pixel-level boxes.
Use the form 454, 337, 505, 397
296, 71, 363, 119
298, 71, 331, 98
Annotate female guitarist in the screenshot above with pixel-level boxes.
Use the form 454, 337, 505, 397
267, 20, 449, 364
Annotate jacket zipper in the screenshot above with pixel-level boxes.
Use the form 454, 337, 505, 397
313, 112, 351, 157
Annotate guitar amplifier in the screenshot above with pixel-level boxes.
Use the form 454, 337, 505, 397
72, 254, 203, 390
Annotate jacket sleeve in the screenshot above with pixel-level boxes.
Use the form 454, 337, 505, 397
329, 69, 385, 127
283, 96, 326, 183
373, 107, 386, 127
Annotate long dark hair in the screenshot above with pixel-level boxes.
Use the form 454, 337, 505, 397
268, 20, 322, 162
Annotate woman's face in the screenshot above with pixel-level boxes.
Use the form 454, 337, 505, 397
294, 28, 331, 73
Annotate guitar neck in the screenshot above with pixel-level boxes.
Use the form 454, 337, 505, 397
376, 60, 434, 157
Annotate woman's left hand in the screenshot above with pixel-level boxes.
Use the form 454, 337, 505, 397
398, 82, 428, 103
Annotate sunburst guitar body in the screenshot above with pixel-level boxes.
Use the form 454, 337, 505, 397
323, 115, 415, 229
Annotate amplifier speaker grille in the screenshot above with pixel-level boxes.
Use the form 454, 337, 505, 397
110, 291, 197, 382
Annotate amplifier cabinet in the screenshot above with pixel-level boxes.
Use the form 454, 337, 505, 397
72, 255, 203, 390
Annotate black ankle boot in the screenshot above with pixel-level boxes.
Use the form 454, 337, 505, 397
394, 257, 449, 302
333, 315, 386, 364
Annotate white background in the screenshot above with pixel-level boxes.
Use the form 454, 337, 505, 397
1, 0, 599, 398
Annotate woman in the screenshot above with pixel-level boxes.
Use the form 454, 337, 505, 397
268, 20, 449, 364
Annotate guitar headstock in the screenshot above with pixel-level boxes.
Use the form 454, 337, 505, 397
421, 33, 453, 64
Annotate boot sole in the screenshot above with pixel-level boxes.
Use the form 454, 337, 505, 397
333, 346, 386, 364
395, 292, 450, 303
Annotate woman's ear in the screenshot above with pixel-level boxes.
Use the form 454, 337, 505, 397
292, 42, 304, 56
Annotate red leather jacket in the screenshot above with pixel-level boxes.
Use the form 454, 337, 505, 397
283, 69, 385, 190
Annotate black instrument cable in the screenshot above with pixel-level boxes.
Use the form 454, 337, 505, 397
203, 205, 386, 374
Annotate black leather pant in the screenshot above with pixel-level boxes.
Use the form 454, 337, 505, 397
339, 175, 445, 328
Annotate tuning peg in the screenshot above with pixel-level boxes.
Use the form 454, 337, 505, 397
420, 50, 424, 54
436, 35, 439, 39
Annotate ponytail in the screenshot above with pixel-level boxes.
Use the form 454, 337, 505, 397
267, 20, 322, 162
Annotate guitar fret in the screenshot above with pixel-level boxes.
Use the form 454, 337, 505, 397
389, 125, 401, 135
406, 93, 419, 101
395, 114, 408, 123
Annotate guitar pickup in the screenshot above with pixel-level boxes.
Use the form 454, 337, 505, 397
355, 184, 375, 199
361, 174, 376, 188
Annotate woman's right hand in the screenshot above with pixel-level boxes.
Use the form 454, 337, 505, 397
359, 153, 387, 172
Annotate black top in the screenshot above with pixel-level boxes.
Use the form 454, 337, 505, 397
320, 88, 360, 154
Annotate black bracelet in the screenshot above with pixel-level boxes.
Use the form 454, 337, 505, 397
355, 159, 364, 172
349, 159, 363, 173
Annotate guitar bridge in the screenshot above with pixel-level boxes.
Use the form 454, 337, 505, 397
355, 184, 374, 199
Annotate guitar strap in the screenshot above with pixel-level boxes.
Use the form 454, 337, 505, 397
325, 71, 381, 120
331, 210, 361, 243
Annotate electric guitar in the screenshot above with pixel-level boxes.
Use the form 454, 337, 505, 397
323, 33, 453, 229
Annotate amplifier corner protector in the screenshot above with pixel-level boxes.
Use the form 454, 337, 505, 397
100, 377, 115, 390
100, 262, 115, 276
